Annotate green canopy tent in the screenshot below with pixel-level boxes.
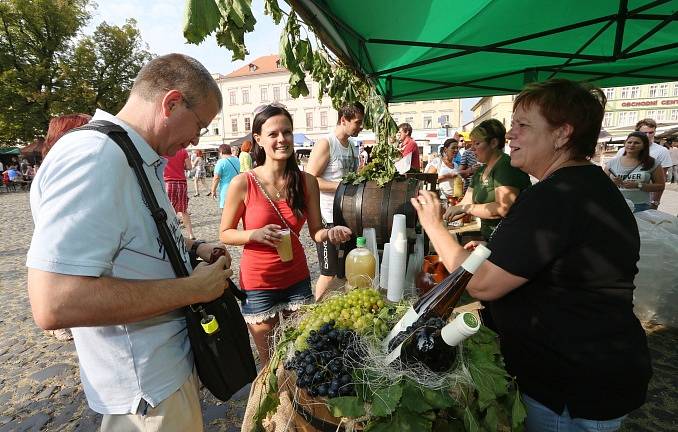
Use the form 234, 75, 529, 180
289, 0, 678, 102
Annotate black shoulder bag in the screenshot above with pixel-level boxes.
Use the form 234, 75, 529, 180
76, 120, 257, 401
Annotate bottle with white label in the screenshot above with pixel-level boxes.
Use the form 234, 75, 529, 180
396, 312, 481, 370
383, 244, 490, 352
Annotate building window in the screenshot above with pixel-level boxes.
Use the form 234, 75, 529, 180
229, 90, 236, 105
305, 82, 313, 98
630, 86, 640, 98
620, 87, 630, 99
658, 83, 669, 97
423, 117, 433, 128
646, 110, 657, 119
320, 111, 328, 127
603, 112, 614, 127
213, 127, 219, 136
618, 111, 638, 125
231, 118, 238, 133
244, 117, 251, 131
673, 84, 678, 97
670, 109, 678, 121
306, 112, 313, 129
242, 89, 249, 104
273, 87, 281, 101
248, 64, 257, 72
604, 88, 615, 100
260, 87, 268, 102
656, 110, 667, 121
405, 116, 414, 124
285, 85, 291, 100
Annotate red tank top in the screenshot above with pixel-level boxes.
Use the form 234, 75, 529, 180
163, 149, 188, 181
239, 172, 310, 290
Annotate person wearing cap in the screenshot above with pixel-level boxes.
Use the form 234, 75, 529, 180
413, 79, 651, 431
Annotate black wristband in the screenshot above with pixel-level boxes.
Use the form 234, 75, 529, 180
190, 240, 205, 256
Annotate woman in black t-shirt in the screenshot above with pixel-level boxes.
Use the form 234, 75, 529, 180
412, 79, 651, 431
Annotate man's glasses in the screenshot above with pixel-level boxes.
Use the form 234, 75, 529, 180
253, 102, 287, 116
183, 100, 209, 137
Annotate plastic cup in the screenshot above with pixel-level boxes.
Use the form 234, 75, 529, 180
276, 229, 293, 262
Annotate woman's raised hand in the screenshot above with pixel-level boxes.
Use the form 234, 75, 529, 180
410, 191, 444, 231
251, 224, 282, 247
327, 226, 352, 245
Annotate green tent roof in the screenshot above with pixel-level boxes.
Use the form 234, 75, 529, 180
291, 0, 678, 102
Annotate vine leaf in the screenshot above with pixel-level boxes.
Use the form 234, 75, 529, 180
326, 396, 366, 418
370, 382, 404, 417
365, 409, 434, 432
264, 0, 283, 24
183, 0, 221, 43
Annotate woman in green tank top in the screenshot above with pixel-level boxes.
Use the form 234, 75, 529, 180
444, 119, 531, 240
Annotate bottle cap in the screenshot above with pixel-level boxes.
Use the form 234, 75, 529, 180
356, 236, 366, 247
460, 244, 491, 274
201, 315, 219, 334
441, 312, 481, 346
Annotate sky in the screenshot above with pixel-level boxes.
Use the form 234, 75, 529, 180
85, 0, 478, 123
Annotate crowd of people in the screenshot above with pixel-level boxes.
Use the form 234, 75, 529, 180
19, 52, 674, 432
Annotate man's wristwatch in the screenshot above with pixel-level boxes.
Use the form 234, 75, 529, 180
637, 182, 643, 190
190, 240, 205, 256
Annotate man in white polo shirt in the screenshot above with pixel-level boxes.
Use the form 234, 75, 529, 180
616, 118, 672, 209
26, 54, 233, 431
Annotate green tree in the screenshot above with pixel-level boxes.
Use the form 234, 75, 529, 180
56, 19, 153, 115
0, 0, 90, 144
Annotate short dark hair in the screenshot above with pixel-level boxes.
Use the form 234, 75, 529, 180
131, 53, 222, 110
635, 118, 657, 131
219, 144, 232, 155
470, 119, 506, 151
398, 123, 413, 136
337, 102, 365, 124
513, 79, 606, 159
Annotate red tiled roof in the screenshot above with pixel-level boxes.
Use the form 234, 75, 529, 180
226, 55, 287, 78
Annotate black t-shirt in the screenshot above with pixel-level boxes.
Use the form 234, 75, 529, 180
487, 165, 652, 420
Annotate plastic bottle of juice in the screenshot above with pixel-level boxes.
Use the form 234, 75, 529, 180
345, 236, 376, 290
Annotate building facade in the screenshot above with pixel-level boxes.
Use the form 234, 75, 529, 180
199, 55, 463, 148
468, 81, 678, 138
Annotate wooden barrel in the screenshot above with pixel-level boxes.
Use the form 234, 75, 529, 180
333, 178, 420, 246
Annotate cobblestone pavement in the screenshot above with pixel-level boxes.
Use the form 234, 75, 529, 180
0, 183, 676, 431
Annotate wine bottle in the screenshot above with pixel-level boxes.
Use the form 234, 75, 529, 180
388, 312, 481, 368
383, 245, 490, 352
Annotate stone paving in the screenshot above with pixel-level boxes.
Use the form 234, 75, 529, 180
0, 182, 676, 431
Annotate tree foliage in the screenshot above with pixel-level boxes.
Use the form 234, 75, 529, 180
0, 0, 152, 145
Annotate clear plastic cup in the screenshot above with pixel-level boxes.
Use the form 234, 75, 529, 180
275, 228, 293, 262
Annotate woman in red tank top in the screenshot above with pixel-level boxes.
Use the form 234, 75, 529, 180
219, 105, 352, 365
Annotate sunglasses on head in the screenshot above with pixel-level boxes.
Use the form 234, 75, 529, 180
254, 102, 287, 116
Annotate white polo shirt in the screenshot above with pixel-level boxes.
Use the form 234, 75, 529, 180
26, 110, 193, 414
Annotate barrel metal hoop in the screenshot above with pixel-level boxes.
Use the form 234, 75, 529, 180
379, 181, 392, 245
292, 397, 347, 432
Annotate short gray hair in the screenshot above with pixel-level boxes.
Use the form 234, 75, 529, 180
131, 53, 222, 110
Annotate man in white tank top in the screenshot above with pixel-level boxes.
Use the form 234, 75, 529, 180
306, 102, 364, 300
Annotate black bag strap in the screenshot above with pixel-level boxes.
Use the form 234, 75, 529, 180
76, 120, 189, 278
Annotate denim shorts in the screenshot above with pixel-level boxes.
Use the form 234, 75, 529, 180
240, 278, 313, 324
522, 393, 626, 432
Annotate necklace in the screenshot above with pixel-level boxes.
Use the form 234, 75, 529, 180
271, 183, 285, 199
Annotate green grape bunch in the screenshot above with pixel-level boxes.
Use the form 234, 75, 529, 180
295, 288, 390, 350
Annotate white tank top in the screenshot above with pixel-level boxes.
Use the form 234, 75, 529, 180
319, 133, 357, 222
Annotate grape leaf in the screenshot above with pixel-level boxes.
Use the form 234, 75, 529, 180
366, 409, 434, 432
463, 406, 481, 432
183, 0, 221, 43
326, 396, 366, 418
511, 390, 527, 432
483, 402, 500, 431
264, 0, 283, 24
370, 383, 403, 417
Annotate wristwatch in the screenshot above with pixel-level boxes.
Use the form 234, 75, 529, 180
190, 240, 205, 256
637, 182, 643, 190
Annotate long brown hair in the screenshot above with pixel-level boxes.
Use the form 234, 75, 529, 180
251, 105, 306, 218
623, 131, 655, 171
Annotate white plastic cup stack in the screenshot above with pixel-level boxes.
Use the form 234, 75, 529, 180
386, 214, 408, 302
390, 214, 407, 242
363, 228, 380, 288
380, 243, 390, 290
